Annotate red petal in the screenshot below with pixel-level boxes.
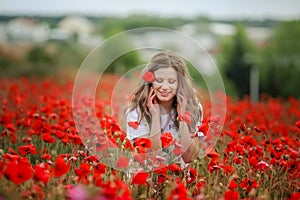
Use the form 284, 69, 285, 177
132, 171, 149, 185
160, 132, 173, 148
128, 121, 139, 130
295, 120, 300, 128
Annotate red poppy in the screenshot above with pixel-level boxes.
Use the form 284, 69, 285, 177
198, 120, 209, 136
168, 182, 192, 200
229, 179, 239, 189
240, 123, 247, 131
94, 163, 107, 175
134, 137, 152, 149
160, 132, 173, 148
131, 171, 149, 185
167, 163, 181, 174
289, 192, 300, 200
4, 157, 33, 184
128, 121, 139, 130
34, 163, 51, 184
255, 161, 270, 171
207, 149, 219, 162
75, 163, 91, 184
116, 156, 129, 168
53, 157, 70, 177
41, 133, 55, 143
240, 178, 259, 193
295, 120, 300, 129
224, 190, 239, 200
18, 144, 37, 156
142, 71, 155, 82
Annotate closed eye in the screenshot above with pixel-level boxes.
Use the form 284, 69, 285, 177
156, 78, 163, 83
169, 79, 176, 84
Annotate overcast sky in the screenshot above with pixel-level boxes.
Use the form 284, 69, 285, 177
1, 0, 299, 19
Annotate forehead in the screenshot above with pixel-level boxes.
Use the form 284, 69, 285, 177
154, 67, 177, 78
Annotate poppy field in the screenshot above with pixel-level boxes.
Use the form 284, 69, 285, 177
0, 75, 299, 200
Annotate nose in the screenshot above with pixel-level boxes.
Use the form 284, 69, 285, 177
160, 81, 170, 90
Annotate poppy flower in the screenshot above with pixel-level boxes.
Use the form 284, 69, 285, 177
41, 133, 55, 143
116, 156, 129, 168
134, 137, 152, 149
198, 121, 209, 136
128, 121, 139, 130
167, 164, 181, 174
295, 120, 300, 129
168, 182, 191, 200
160, 132, 173, 148
34, 163, 51, 184
18, 144, 37, 156
229, 179, 239, 189
131, 171, 149, 185
53, 157, 70, 177
4, 157, 33, 184
178, 111, 191, 124
94, 163, 107, 175
207, 149, 220, 162
224, 190, 239, 200
255, 161, 270, 171
240, 178, 259, 193
142, 71, 155, 82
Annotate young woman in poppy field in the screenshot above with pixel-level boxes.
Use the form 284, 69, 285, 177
126, 51, 204, 165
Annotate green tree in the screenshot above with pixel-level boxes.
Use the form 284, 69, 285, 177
259, 20, 300, 98
218, 24, 254, 98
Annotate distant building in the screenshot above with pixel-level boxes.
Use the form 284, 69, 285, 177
55, 16, 101, 46
5, 18, 49, 42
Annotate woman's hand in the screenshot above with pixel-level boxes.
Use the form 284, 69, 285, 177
147, 87, 160, 116
176, 92, 187, 115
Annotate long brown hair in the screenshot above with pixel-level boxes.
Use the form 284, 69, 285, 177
127, 51, 202, 132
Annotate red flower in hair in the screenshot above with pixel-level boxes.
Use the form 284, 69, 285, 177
142, 71, 155, 82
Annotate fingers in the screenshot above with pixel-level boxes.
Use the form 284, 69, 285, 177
147, 87, 156, 108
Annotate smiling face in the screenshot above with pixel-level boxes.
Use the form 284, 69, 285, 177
152, 67, 178, 103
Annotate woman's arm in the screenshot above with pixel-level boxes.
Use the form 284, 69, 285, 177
179, 121, 200, 163
147, 113, 162, 154
176, 93, 202, 163
146, 87, 163, 155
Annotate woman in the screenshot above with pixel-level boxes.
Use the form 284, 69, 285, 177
126, 51, 203, 164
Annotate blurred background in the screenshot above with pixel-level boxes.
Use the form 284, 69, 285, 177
0, 0, 299, 99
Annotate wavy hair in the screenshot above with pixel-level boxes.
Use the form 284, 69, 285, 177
127, 51, 202, 132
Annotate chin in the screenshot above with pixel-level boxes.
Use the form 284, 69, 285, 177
157, 95, 175, 103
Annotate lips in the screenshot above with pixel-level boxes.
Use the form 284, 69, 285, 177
158, 91, 170, 97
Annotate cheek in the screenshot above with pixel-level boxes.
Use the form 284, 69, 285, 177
170, 83, 178, 92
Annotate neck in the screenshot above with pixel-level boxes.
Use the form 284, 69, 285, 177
158, 100, 173, 114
